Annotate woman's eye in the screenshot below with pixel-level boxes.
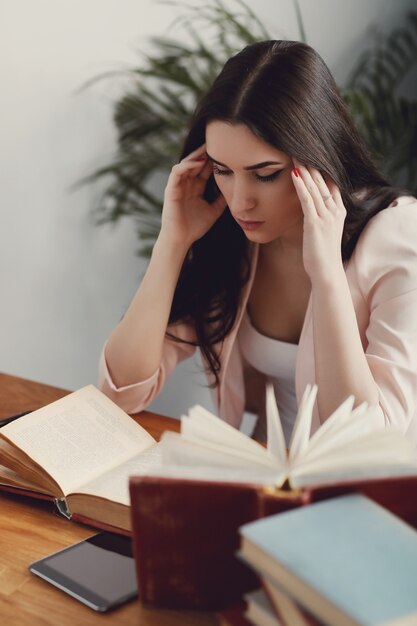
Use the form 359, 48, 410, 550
254, 170, 282, 183
212, 166, 282, 182
213, 166, 231, 177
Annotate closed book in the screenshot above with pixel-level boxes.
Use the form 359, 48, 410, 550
239, 494, 417, 626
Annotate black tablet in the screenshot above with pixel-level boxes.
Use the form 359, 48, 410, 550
29, 532, 138, 612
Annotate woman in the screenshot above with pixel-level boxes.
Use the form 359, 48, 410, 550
99, 40, 417, 446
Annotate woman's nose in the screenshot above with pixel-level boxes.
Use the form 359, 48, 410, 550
229, 181, 256, 213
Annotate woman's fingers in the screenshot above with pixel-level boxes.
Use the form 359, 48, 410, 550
165, 146, 222, 210
291, 165, 317, 220
183, 145, 213, 184
326, 178, 344, 208
293, 159, 334, 217
169, 145, 209, 184
292, 159, 347, 221
310, 168, 334, 208
173, 157, 206, 176
166, 158, 205, 193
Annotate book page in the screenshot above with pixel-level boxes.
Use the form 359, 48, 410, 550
0, 386, 156, 495
263, 578, 319, 626
290, 429, 417, 487
160, 430, 279, 470
154, 396, 289, 482
298, 399, 370, 464
265, 383, 287, 466
71, 443, 163, 505
288, 385, 317, 463
0, 464, 52, 494
0, 436, 61, 494
301, 396, 361, 458
182, 405, 270, 458
137, 461, 286, 487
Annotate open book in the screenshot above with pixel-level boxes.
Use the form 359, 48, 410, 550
127, 385, 417, 610
146, 384, 417, 489
0, 385, 161, 532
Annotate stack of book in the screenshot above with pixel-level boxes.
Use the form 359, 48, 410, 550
237, 493, 417, 626
244, 586, 321, 626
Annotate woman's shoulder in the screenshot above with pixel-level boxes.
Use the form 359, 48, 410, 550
356, 194, 417, 249
350, 194, 417, 295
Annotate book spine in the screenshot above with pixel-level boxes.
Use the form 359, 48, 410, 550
258, 487, 310, 518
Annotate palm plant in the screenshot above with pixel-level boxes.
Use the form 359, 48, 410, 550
83, 1, 417, 257
344, 11, 417, 192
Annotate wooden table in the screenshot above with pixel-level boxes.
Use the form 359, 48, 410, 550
0, 373, 218, 626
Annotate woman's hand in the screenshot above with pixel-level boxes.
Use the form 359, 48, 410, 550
291, 158, 346, 283
160, 144, 227, 248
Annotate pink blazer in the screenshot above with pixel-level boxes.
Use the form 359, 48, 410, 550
99, 196, 417, 445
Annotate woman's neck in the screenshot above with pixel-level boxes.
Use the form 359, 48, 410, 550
260, 235, 304, 269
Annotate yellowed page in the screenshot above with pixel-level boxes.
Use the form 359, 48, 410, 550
0, 464, 52, 494
0, 385, 156, 495
72, 443, 163, 505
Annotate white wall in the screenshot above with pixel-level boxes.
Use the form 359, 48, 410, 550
1, 0, 414, 417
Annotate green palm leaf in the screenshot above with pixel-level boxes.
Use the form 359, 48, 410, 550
344, 11, 417, 190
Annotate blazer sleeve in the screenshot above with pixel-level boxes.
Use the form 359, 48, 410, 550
351, 196, 417, 433
98, 322, 197, 414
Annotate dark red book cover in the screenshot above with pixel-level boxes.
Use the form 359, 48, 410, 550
129, 478, 263, 610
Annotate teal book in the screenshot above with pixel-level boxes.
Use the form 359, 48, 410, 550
239, 494, 417, 626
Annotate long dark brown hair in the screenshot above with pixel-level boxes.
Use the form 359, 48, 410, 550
167, 40, 409, 385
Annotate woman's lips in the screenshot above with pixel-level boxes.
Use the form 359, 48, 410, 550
236, 218, 265, 231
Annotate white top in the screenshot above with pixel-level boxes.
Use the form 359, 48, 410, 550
238, 311, 298, 445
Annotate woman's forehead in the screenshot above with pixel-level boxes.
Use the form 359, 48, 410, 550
205, 121, 289, 166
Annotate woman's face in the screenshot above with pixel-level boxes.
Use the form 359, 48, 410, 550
205, 121, 303, 245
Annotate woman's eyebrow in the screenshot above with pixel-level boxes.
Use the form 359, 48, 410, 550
206, 152, 283, 170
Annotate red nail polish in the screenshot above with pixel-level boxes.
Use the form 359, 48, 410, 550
293, 168, 300, 177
